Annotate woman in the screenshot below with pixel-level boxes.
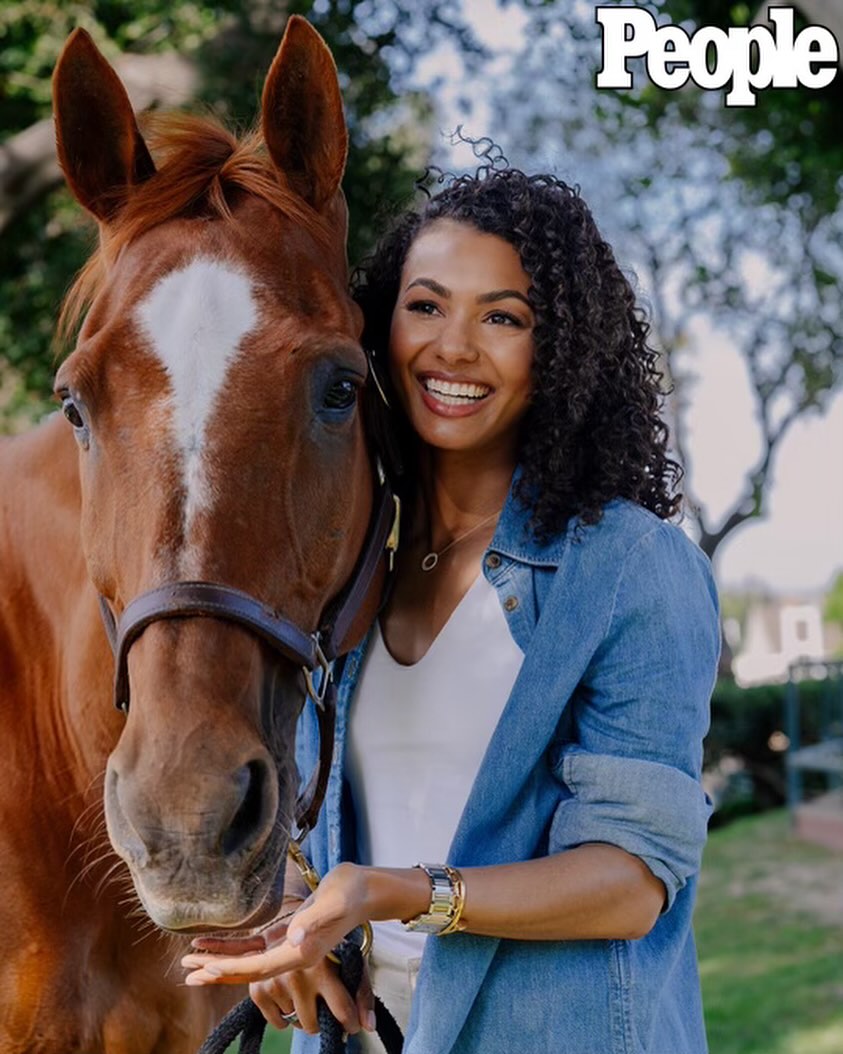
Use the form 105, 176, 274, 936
183, 165, 720, 1054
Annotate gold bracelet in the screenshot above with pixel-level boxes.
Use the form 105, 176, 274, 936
436, 867, 467, 937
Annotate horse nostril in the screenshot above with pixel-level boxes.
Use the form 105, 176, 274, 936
221, 760, 269, 858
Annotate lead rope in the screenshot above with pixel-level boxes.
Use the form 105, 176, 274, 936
196, 844, 404, 1054
196, 942, 403, 1054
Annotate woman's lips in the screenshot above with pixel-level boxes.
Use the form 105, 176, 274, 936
416, 374, 493, 417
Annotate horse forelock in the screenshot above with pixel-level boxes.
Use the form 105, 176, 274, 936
56, 112, 334, 353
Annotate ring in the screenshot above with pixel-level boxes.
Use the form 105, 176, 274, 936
281, 1010, 300, 1027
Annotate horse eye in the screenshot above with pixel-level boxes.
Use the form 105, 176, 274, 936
323, 379, 358, 412
62, 397, 85, 430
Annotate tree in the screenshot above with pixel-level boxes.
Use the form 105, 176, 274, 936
825, 571, 843, 630
490, 0, 843, 565
0, 0, 486, 425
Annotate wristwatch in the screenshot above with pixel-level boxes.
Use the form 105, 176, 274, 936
403, 862, 466, 935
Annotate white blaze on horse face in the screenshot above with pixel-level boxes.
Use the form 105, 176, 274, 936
137, 258, 258, 572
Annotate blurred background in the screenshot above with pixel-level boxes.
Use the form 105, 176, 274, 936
1, 1, 841, 1051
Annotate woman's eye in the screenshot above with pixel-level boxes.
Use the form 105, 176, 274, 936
486, 311, 520, 326
406, 300, 439, 316
323, 379, 358, 412
62, 396, 85, 430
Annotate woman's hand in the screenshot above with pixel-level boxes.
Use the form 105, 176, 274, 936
181, 864, 376, 1033
248, 958, 375, 1036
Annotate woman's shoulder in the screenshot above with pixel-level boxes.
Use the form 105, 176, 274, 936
528, 499, 717, 626
497, 472, 705, 573
600, 498, 711, 567
594, 498, 701, 553
510, 495, 709, 573
501, 494, 717, 622
572, 499, 715, 596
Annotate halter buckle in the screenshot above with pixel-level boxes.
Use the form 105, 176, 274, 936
302, 635, 332, 710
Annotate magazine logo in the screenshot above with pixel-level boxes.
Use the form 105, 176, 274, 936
595, 5, 839, 107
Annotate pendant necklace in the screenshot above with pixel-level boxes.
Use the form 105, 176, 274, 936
420, 509, 501, 572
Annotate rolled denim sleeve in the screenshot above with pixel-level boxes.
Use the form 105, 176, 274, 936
547, 523, 720, 912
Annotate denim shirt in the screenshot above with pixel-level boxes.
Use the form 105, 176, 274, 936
293, 479, 720, 1054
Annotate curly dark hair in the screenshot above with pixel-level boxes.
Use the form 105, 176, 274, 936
353, 164, 683, 542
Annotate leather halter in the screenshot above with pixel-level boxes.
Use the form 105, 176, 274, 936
97, 462, 400, 841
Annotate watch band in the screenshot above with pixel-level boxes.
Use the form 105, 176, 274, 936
403, 862, 465, 935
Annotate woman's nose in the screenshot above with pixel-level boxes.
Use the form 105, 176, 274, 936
435, 317, 479, 364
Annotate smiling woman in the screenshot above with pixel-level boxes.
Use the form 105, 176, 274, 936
389, 219, 534, 459
182, 164, 720, 1054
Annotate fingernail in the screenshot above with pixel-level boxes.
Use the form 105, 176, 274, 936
185, 974, 206, 986
288, 927, 305, 947
365, 1010, 377, 1032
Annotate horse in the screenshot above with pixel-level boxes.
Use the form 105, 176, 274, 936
0, 18, 395, 1053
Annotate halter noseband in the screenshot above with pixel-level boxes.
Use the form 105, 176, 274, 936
97, 461, 400, 841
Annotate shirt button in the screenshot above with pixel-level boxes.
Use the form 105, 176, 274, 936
503, 595, 519, 612
485, 552, 502, 569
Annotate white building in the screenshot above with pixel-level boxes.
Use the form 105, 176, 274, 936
731, 598, 840, 686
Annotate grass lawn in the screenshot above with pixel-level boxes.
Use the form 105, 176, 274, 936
225, 1023, 290, 1053
696, 809, 843, 1054
254, 1026, 290, 1054
231, 809, 843, 1053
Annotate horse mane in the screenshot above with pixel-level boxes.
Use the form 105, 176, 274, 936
57, 112, 333, 348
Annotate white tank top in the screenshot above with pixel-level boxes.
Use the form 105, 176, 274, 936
346, 571, 524, 1042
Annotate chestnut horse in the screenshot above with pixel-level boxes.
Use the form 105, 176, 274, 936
0, 18, 393, 1054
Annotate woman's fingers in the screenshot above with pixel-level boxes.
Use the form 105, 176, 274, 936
181, 865, 367, 986
182, 942, 303, 985
248, 961, 365, 1037
190, 935, 266, 956
314, 969, 362, 1035
187, 903, 296, 957
250, 978, 294, 1032
286, 975, 320, 1036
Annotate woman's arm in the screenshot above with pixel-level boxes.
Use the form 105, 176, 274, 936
181, 843, 664, 987
363, 842, 665, 941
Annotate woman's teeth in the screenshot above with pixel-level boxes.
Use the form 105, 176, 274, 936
422, 378, 491, 405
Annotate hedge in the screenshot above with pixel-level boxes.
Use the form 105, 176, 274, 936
705, 676, 842, 825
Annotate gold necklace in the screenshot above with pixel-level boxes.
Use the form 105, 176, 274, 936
420, 510, 501, 572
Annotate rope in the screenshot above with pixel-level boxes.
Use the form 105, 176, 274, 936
197, 997, 266, 1054
196, 939, 403, 1054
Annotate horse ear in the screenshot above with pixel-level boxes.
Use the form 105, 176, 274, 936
261, 16, 348, 213
52, 28, 155, 222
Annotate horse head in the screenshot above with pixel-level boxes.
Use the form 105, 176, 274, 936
51, 19, 391, 933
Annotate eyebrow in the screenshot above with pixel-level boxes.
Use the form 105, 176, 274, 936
405, 277, 532, 310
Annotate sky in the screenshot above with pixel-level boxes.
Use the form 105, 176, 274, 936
408, 0, 843, 598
